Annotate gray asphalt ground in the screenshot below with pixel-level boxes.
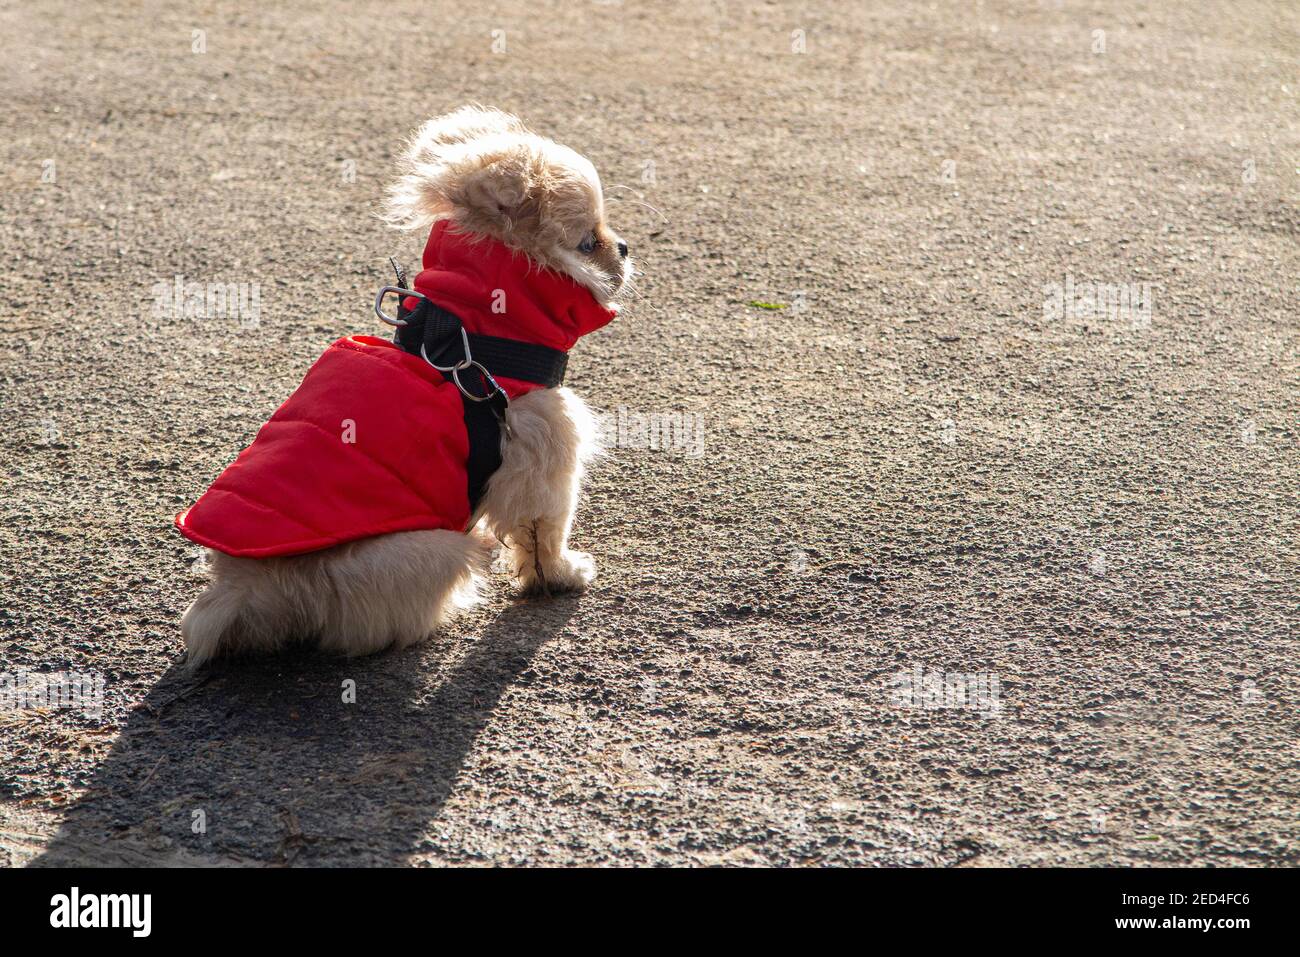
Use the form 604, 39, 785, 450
1, 1, 1296, 866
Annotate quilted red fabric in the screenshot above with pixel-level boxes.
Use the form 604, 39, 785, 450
405, 220, 616, 397
175, 223, 615, 558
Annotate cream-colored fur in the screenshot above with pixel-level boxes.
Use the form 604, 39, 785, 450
180, 107, 628, 665
384, 105, 633, 303
477, 386, 600, 596
182, 529, 488, 666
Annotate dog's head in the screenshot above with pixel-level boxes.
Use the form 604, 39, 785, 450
384, 106, 632, 307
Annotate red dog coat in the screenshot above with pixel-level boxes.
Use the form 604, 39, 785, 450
175, 222, 615, 558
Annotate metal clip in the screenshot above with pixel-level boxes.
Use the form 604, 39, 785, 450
452, 360, 506, 404
374, 286, 425, 327
396, 299, 509, 417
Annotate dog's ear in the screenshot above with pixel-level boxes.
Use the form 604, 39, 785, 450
384, 108, 535, 231
449, 147, 539, 228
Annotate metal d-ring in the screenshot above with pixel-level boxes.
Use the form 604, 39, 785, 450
419, 326, 475, 373
452, 361, 504, 403
374, 285, 426, 327
406, 316, 506, 404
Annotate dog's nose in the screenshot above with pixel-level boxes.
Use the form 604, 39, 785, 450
617, 241, 628, 259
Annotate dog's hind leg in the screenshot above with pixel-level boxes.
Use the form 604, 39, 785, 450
478, 387, 599, 595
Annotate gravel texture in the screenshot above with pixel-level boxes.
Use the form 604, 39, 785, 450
0, 0, 1296, 866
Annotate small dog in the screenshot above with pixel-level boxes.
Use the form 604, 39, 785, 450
178, 106, 633, 664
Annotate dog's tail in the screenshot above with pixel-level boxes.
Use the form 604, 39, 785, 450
180, 576, 246, 669
180, 548, 301, 667
180, 531, 490, 665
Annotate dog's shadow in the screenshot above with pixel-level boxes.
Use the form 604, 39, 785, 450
30, 596, 578, 866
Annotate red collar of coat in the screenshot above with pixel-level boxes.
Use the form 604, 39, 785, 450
405, 221, 616, 355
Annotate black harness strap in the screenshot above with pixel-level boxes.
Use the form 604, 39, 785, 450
392, 296, 569, 512
395, 299, 569, 389
450, 333, 568, 389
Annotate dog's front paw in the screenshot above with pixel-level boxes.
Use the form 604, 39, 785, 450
550, 550, 596, 592
518, 549, 596, 596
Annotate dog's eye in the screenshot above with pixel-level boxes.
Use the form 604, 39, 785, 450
577, 234, 596, 254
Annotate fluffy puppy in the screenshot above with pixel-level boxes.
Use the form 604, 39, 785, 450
181, 107, 632, 664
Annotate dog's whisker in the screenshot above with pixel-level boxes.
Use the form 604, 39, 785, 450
604, 184, 667, 222
607, 196, 667, 222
